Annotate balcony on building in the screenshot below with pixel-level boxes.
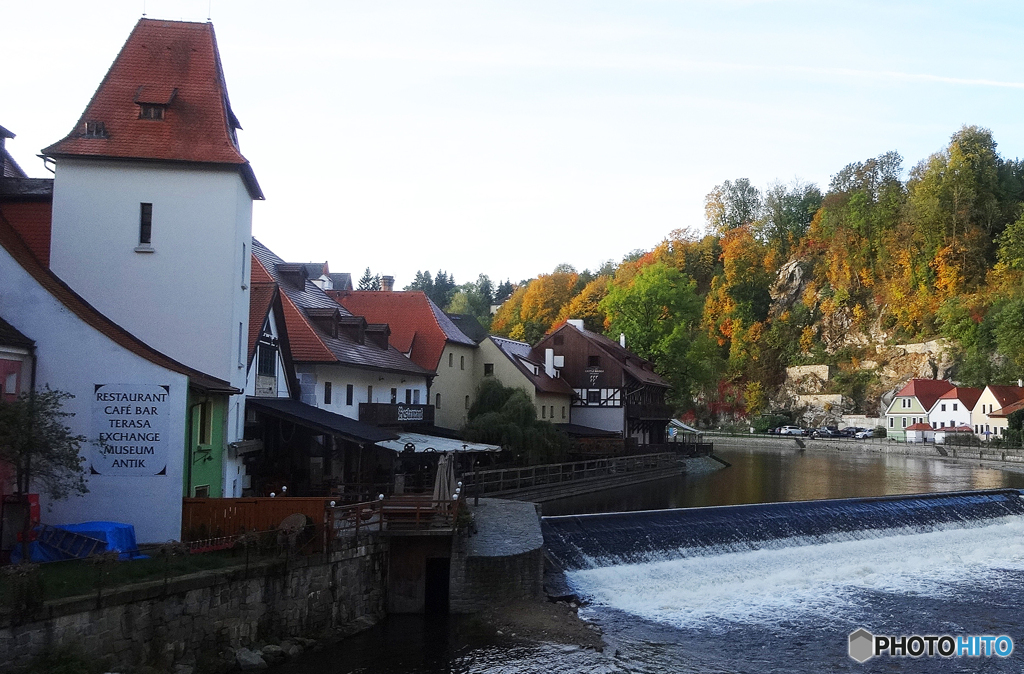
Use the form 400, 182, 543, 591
359, 402, 435, 427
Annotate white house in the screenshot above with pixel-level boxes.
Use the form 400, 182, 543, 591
972, 384, 1024, 440
1, 209, 236, 543
927, 387, 981, 431
41, 19, 262, 496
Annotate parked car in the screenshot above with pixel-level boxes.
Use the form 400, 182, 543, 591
811, 427, 841, 439
778, 426, 806, 436
854, 429, 874, 439
839, 427, 861, 437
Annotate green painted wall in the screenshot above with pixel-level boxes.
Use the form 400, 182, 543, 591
183, 387, 228, 498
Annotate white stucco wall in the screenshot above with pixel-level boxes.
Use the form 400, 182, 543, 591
1, 245, 190, 543
295, 364, 429, 420
49, 159, 251, 454
927, 398, 972, 430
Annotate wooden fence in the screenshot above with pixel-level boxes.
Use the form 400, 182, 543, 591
460, 452, 680, 497
181, 495, 462, 543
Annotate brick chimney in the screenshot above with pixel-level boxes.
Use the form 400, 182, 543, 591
381, 275, 394, 292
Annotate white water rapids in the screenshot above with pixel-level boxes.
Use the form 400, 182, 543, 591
566, 516, 1024, 629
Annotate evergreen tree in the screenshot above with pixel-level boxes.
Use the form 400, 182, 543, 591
358, 267, 381, 291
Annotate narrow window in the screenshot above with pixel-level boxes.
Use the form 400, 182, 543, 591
346, 384, 354, 405
198, 400, 212, 445
324, 381, 332, 405
902, 417, 907, 428
953, 403, 958, 411
889, 417, 894, 428
367, 385, 373, 403
241, 242, 248, 289
562, 406, 566, 419
139, 203, 153, 245
390, 388, 397, 404
460, 355, 465, 370
941, 404, 946, 412
465, 395, 470, 410
405, 389, 412, 404
257, 342, 276, 376
550, 406, 554, 419
542, 406, 546, 418
237, 322, 244, 367
435, 393, 441, 409
449, 353, 454, 367
484, 363, 494, 376
413, 389, 421, 404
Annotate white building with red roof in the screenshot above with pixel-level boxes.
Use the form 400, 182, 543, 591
40, 19, 261, 496
926, 386, 982, 431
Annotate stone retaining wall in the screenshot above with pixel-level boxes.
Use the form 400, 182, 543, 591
0, 537, 387, 672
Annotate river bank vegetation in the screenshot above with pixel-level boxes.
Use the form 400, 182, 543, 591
396, 127, 1024, 422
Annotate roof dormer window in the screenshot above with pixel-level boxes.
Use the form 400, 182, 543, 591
139, 104, 165, 120
84, 121, 108, 138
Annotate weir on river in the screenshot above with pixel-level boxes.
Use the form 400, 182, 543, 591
541, 488, 1024, 571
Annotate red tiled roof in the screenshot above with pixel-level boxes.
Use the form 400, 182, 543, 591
330, 290, 475, 371
986, 385, 1024, 411
906, 422, 933, 431
893, 379, 955, 413
0, 216, 235, 393
936, 386, 983, 412
251, 253, 335, 363
992, 399, 1024, 417
0, 201, 51, 265
248, 282, 277, 364
42, 19, 262, 199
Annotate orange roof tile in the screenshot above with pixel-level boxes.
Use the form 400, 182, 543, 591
893, 379, 955, 413
936, 386, 983, 412
330, 290, 475, 371
251, 254, 334, 363
43, 19, 262, 198
248, 282, 277, 364
986, 385, 1024, 411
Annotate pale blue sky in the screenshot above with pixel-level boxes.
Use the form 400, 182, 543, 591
6, 1, 1024, 286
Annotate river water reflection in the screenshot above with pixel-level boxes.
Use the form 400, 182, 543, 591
279, 445, 1024, 673
542, 444, 1024, 515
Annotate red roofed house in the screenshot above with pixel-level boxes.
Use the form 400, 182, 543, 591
330, 288, 479, 431
927, 386, 982, 431
972, 383, 1024, 441
41, 19, 262, 496
532, 320, 673, 448
884, 378, 954, 441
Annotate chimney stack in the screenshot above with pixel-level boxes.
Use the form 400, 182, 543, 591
544, 348, 555, 378
381, 275, 394, 292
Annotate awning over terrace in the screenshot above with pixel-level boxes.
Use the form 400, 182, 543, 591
246, 397, 398, 445
377, 432, 501, 454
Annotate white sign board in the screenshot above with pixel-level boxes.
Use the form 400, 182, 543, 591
92, 384, 170, 476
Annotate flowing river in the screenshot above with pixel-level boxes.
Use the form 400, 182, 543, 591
278, 445, 1024, 673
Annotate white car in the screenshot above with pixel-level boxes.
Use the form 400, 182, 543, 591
778, 426, 805, 436
854, 429, 874, 439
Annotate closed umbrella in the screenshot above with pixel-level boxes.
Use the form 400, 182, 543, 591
432, 452, 456, 505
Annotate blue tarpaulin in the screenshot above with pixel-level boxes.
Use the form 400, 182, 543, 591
10, 521, 143, 563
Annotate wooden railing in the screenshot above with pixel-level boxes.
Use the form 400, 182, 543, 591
461, 452, 679, 496
182, 495, 462, 543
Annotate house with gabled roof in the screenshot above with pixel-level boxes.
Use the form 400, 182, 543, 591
0, 197, 238, 542
39, 18, 261, 496
972, 384, 1024, 441
330, 289, 478, 430
884, 378, 954, 440
248, 240, 437, 497
479, 336, 575, 424
927, 386, 981, 431
532, 320, 672, 446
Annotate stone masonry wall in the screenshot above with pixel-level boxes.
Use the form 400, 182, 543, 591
449, 543, 543, 613
0, 536, 387, 672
